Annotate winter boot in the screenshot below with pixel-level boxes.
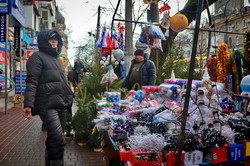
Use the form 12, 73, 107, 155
41, 123, 47, 131
45, 150, 49, 166
49, 159, 64, 166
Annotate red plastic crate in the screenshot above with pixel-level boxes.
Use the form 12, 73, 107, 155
120, 148, 162, 166
120, 147, 131, 161
130, 151, 162, 166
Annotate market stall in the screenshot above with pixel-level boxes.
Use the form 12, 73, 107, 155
91, 0, 250, 165
93, 72, 250, 165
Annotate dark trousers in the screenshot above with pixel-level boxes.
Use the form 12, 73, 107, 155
40, 108, 68, 160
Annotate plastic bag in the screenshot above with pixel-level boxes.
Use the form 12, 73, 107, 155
150, 25, 165, 40
101, 65, 118, 84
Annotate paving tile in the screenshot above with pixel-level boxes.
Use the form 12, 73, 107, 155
0, 107, 105, 166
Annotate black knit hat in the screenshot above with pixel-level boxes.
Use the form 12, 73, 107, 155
134, 49, 144, 56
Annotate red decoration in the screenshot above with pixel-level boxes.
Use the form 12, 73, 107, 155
159, 3, 171, 14
204, 57, 217, 82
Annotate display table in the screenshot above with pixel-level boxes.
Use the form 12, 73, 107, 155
93, 81, 250, 166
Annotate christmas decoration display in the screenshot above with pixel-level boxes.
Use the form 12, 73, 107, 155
169, 13, 188, 32
96, 23, 125, 68
93, 73, 250, 165
92, 4, 250, 165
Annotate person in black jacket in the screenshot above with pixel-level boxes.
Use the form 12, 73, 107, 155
122, 49, 156, 90
22, 29, 74, 166
67, 67, 78, 94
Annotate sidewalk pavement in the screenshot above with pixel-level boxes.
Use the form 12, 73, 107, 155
0, 103, 105, 166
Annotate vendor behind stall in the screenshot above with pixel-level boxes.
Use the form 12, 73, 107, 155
122, 49, 156, 90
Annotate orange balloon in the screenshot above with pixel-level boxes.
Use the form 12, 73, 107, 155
170, 13, 188, 32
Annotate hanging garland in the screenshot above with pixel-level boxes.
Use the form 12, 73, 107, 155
204, 56, 217, 82
216, 44, 231, 84
216, 43, 240, 94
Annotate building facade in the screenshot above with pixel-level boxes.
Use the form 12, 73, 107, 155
0, 0, 68, 112
198, 0, 250, 56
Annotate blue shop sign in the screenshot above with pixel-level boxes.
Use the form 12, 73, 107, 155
0, 0, 25, 26
0, 0, 10, 14
21, 28, 31, 45
0, 41, 11, 52
0, 0, 7, 6
26, 43, 38, 50
14, 70, 26, 96
11, 0, 25, 26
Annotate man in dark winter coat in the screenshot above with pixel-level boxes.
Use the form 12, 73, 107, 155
122, 49, 156, 90
67, 67, 77, 94
22, 29, 74, 166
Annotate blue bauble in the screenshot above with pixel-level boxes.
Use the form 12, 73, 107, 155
240, 75, 250, 92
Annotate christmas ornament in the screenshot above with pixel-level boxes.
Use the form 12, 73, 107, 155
169, 13, 188, 32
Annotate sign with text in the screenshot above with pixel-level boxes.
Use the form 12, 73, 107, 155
26, 43, 38, 58
0, 41, 10, 88
14, 27, 20, 49
0, 14, 6, 42
0, 0, 9, 14
14, 70, 26, 96
0, 0, 7, 6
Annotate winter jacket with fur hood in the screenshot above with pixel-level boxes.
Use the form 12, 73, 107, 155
24, 30, 74, 115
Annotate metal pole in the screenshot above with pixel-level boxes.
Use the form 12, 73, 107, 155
19, 28, 22, 108
187, 27, 245, 35
124, 0, 133, 74
176, 0, 204, 165
4, 14, 8, 114
95, 5, 101, 65
108, 0, 121, 91
113, 18, 160, 26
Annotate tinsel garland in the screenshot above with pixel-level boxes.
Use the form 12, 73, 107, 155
216, 44, 231, 83
204, 57, 217, 82
216, 44, 240, 94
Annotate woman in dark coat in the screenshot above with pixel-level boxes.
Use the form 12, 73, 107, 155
23, 29, 74, 166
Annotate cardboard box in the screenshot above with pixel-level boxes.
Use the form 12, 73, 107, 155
245, 141, 250, 157
204, 145, 228, 164
166, 151, 184, 166
184, 150, 203, 165
228, 144, 244, 162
